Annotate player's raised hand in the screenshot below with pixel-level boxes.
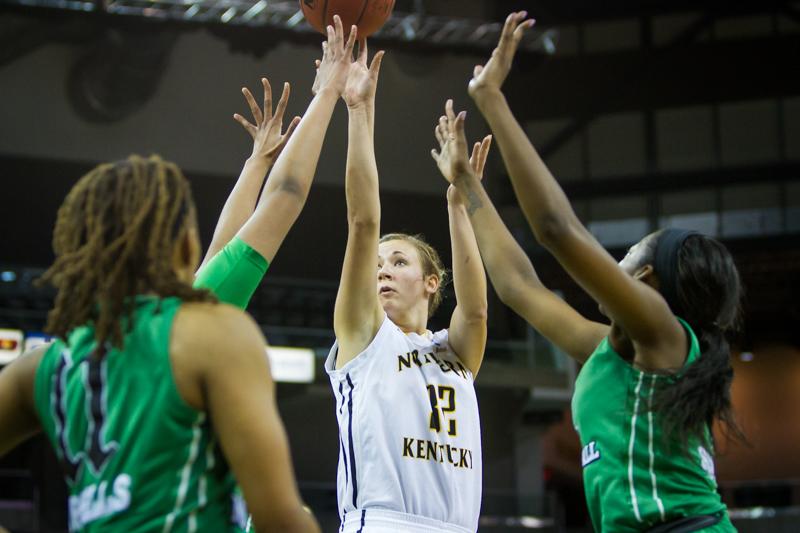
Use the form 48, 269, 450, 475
447, 129, 492, 204
431, 99, 475, 185
468, 11, 535, 100
343, 39, 385, 109
233, 78, 301, 162
469, 134, 492, 181
312, 14, 358, 96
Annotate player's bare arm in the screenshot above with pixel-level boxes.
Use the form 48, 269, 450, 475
431, 100, 488, 376
469, 11, 683, 368
334, 32, 387, 367
232, 18, 355, 267
199, 78, 300, 271
0, 344, 48, 457
171, 302, 321, 533
433, 99, 608, 363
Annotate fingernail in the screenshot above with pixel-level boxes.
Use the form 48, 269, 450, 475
520, 11, 527, 17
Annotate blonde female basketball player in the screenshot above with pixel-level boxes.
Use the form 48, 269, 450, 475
323, 19, 489, 532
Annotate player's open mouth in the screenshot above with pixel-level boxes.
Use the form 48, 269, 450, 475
379, 286, 395, 295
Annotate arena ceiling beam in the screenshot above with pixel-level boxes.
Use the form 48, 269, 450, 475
0, 0, 558, 55
492, 0, 796, 25
0, 16, 61, 67
555, 163, 800, 201
508, 34, 800, 159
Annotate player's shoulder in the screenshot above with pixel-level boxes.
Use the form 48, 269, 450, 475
173, 302, 264, 358
178, 300, 252, 326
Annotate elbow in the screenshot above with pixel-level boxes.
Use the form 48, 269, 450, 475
493, 272, 533, 313
493, 282, 515, 308
495, 282, 522, 311
462, 304, 488, 324
531, 212, 573, 250
491, 267, 525, 306
274, 175, 308, 201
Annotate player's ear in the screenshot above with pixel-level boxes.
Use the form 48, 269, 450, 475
424, 274, 439, 296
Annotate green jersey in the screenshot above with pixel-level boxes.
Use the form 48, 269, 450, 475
572, 318, 734, 532
33, 296, 247, 532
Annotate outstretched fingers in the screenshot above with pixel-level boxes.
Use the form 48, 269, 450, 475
470, 141, 481, 166
233, 113, 256, 138
512, 15, 535, 44
369, 50, 385, 80
260, 78, 272, 121
284, 116, 301, 141
334, 15, 344, 51
499, 11, 535, 57
435, 116, 448, 148
273, 82, 291, 124
326, 24, 335, 55
453, 110, 467, 142
437, 115, 449, 142
471, 135, 492, 179
242, 86, 263, 126
357, 38, 368, 65
445, 98, 456, 127
344, 23, 358, 58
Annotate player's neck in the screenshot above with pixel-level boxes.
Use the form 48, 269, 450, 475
391, 307, 429, 336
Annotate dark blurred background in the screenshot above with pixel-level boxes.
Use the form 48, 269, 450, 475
1, 0, 799, 531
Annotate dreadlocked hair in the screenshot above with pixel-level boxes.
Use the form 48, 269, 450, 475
37, 155, 215, 350
643, 232, 748, 452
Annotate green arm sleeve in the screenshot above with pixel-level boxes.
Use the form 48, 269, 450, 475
194, 236, 269, 310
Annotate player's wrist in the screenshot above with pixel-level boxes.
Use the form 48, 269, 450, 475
470, 86, 505, 108
315, 85, 342, 101
245, 153, 274, 167
346, 100, 373, 114
451, 167, 477, 185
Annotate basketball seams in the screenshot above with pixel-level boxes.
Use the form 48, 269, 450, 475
354, 0, 369, 28
306, 0, 394, 38
322, 0, 330, 28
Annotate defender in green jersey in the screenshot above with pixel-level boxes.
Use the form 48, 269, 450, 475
0, 156, 319, 533
441, 11, 744, 531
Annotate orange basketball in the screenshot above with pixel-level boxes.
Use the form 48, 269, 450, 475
300, 0, 395, 39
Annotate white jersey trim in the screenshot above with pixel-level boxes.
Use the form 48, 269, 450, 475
162, 412, 205, 533
627, 372, 645, 523
647, 374, 667, 521
340, 508, 473, 533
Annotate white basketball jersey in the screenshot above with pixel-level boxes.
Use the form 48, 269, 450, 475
325, 315, 482, 533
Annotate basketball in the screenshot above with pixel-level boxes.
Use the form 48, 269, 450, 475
300, 0, 395, 39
